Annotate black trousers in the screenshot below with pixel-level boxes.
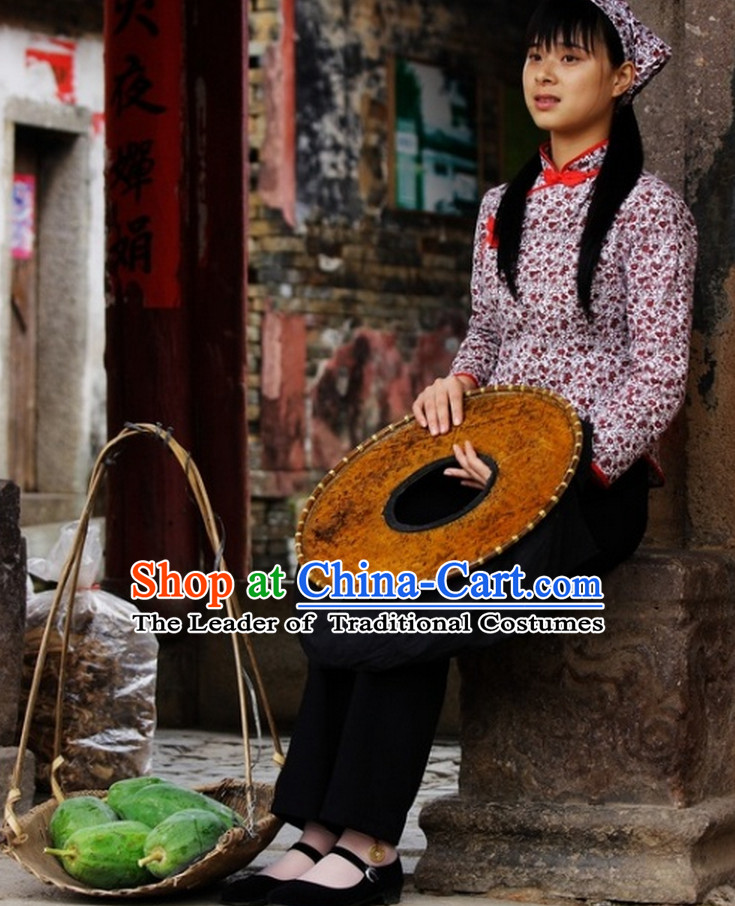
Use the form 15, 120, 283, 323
272, 457, 649, 843
271, 659, 450, 844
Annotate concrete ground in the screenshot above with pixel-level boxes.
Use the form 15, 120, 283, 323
6, 525, 734, 906
1, 730, 541, 906
5, 524, 536, 903
4, 730, 734, 906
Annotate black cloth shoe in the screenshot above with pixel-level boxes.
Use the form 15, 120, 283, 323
267, 845, 404, 906
221, 841, 324, 906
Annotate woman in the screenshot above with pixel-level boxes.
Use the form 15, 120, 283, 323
222, 2, 697, 905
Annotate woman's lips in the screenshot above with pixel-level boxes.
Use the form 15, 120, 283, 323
534, 95, 560, 111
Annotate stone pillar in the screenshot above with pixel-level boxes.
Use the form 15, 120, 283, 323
0, 481, 25, 744
415, 552, 735, 903
0, 480, 34, 813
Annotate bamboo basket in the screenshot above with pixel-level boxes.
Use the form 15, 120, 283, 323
1, 423, 284, 896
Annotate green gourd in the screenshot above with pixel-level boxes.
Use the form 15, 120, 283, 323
44, 820, 152, 889
105, 776, 165, 815
114, 781, 244, 829
48, 796, 119, 848
138, 808, 229, 878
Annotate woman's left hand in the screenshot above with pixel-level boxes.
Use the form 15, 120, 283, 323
444, 440, 492, 490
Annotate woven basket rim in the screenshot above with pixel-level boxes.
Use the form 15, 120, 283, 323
4, 423, 285, 897
3, 780, 281, 898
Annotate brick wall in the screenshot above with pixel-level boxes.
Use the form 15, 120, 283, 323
246, 0, 535, 573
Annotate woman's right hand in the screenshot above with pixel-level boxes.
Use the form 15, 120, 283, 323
412, 374, 476, 436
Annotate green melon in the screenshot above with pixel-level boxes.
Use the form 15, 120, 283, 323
138, 808, 229, 878
48, 796, 119, 848
105, 776, 165, 815
114, 781, 244, 829
44, 820, 152, 889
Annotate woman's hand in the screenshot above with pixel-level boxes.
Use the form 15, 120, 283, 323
412, 374, 476, 436
444, 440, 492, 490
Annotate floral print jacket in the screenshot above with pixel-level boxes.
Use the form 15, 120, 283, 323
450, 141, 698, 487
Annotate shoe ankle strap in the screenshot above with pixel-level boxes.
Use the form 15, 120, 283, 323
290, 840, 324, 863
330, 845, 368, 872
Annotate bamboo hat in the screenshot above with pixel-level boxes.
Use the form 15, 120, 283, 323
296, 385, 583, 590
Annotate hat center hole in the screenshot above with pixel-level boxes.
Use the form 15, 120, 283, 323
384, 454, 497, 533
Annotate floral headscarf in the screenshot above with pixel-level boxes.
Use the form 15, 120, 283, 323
589, 0, 671, 99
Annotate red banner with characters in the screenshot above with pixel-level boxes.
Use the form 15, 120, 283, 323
105, 0, 182, 309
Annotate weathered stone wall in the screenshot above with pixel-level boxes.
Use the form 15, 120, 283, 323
0, 481, 25, 744
633, 1, 735, 552
0, 480, 34, 812
678, 1, 735, 552
413, 6, 735, 902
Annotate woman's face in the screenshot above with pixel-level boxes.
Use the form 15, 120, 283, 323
522, 34, 635, 155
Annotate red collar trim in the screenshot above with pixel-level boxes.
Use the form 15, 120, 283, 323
530, 140, 607, 194
539, 139, 609, 173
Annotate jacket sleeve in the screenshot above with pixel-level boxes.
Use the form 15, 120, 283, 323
450, 189, 504, 385
587, 181, 697, 485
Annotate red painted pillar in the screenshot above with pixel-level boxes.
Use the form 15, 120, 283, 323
104, 0, 196, 604
104, 0, 249, 599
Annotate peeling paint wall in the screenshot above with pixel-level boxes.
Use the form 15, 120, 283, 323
247, 0, 532, 569
248, 0, 735, 570
0, 15, 105, 522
